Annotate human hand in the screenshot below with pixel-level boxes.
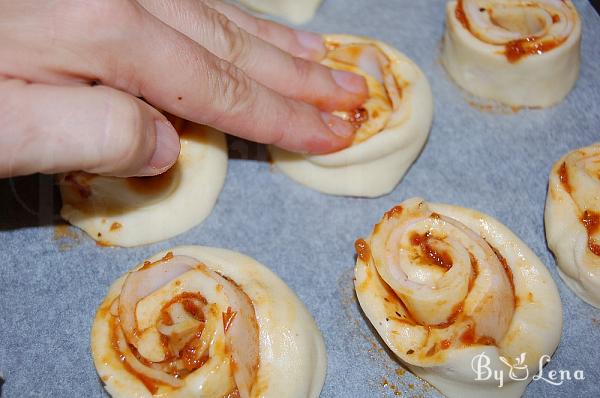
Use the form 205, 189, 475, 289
0, 0, 367, 178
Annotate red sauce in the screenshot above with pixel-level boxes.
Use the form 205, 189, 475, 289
490, 245, 516, 298
410, 232, 454, 270
441, 339, 452, 350
459, 324, 497, 346
425, 343, 438, 357
558, 161, 573, 193
349, 107, 369, 128
432, 303, 464, 329
160, 292, 207, 323
552, 14, 561, 23
223, 390, 241, 398
468, 252, 480, 292
505, 36, 566, 63
355, 238, 372, 262
222, 307, 237, 333
140, 252, 175, 271
581, 210, 600, 235
384, 205, 404, 219
455, 0, 470, 29
110, 222, 122, 231
581, 210, 600, 256
180, 336, 209, 372
110, 318, 160, 394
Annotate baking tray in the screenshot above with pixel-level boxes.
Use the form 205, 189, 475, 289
1, 0, 599, 396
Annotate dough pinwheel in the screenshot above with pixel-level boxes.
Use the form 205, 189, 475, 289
269, 34, 433, 198
354, 198, 562, 398
442, 0, 581, 107
92, 246, 327, 398
59, 118, 227, 247
545, 143, 600, 308
238, 0, 322, 24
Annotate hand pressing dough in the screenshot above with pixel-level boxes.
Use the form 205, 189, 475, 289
92, 246, 327, 398
355, 198, 562, 398
545, 143, 600, 308
269, 34, 433, 198
442, 0, 581, 107
238, 0, 322, 24
59, 120, 227, 247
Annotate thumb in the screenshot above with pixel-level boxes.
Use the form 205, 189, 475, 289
0, 79, 180, 178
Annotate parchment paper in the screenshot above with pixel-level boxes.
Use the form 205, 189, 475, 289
1, 0, 599, 397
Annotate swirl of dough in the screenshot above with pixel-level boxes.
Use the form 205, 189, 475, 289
92, 246, 327, 398
355, 198, 562, 398
269, 34, 433, 198
238, 0, 322, 24
442, 0, 581, 107
59, 118, 227, 247
545, 143, 600, 308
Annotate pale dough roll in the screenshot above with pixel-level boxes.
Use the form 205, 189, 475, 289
270, 34, 433, 198
59, 120, 227, 247
92, 246, 327, 398
442, 0, 581, 107
238, 0, 322, 24
545, 143, 600, 308
355, 198, 562, 398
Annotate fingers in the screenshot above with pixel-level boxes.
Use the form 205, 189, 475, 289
0, 79, 180, 178
137, 0, 367, 112
86, 4, 356, 153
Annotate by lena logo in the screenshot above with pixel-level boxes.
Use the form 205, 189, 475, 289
471, 352, 585, 388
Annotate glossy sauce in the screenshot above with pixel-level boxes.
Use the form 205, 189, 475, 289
222, 307, 237, 333
110, 222, 122, 232
110, 317, 160, 394
558, 161, 573, 193
348, 107, 369, 128
505, 36, 565, 63
355, 238, 372, 262
410, 232, 454, 271
384, 205, 403, 219
455, 0, 470, 29
490, 244, 516, 298
581, 210, 600, 256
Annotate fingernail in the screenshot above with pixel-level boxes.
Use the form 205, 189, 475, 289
295, 31, 326, 59
331, 69, 367, 94
139, 120, 180, 176
321, 112, 355, 138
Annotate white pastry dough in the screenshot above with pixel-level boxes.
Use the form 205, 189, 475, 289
59, 121, 227, 247
238, 0, 322, 25
269, 34, 433, 198
545, 143, 600, 308
442, 0, 581, 107
355, 198, 562, 398
91, 246, 327, 398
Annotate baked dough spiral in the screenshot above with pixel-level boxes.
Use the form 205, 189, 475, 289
269, 34, 433, 198
442, 0, 581, 107
59, 119, 227, 247
92, 246, 327, 398
545, 143, 600, 308
355, 198, 562, 398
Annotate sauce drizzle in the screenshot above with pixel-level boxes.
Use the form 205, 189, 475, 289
355, 238, 372, 262
581, 210, 600, 256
